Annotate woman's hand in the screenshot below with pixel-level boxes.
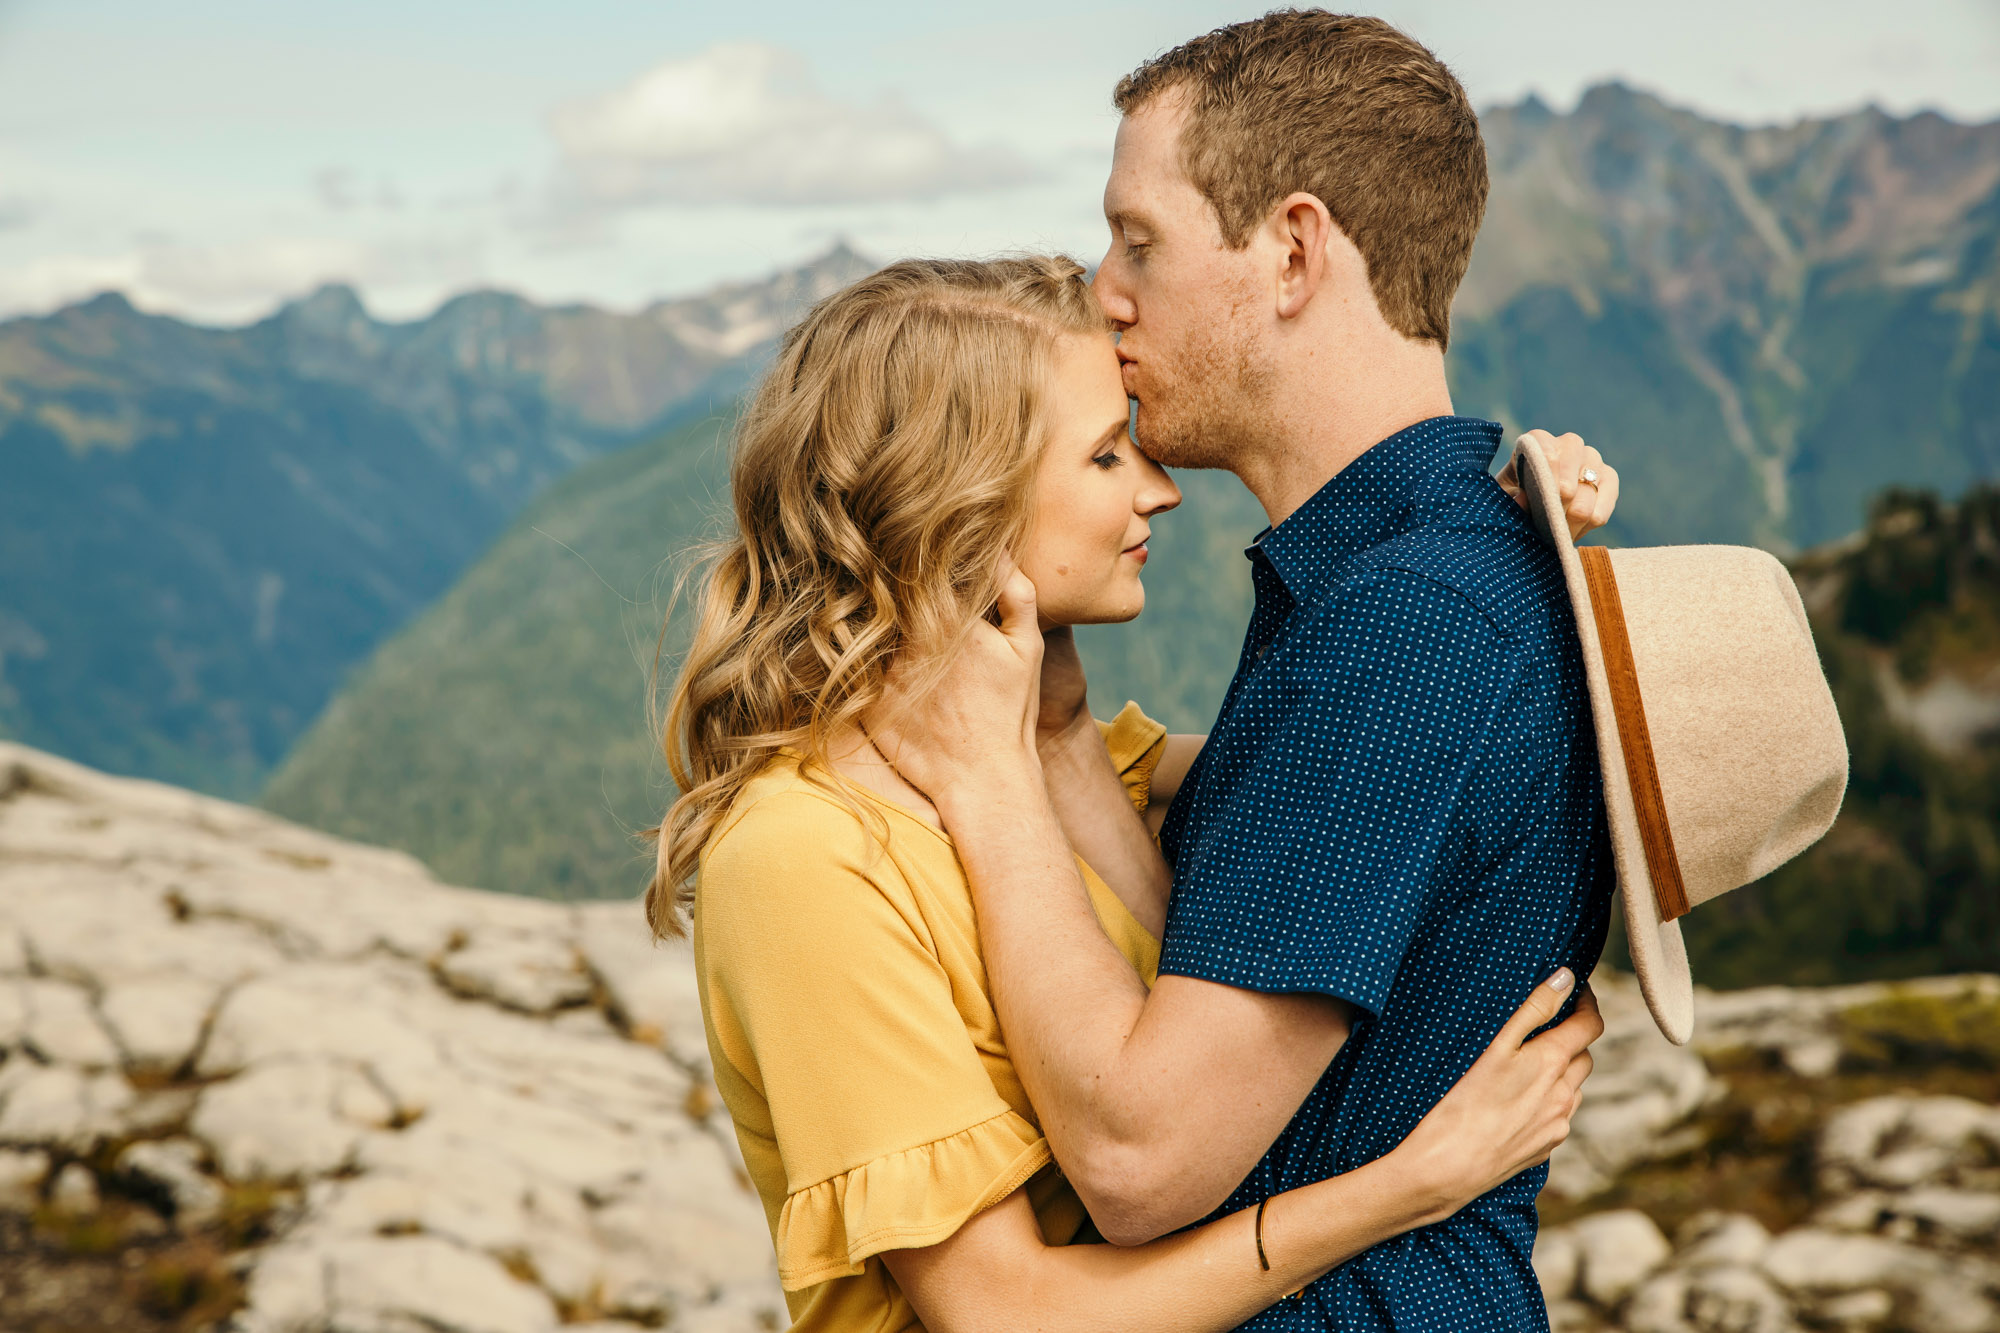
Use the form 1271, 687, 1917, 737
1391, 971, 1602, 1220
1497, 430, 1619, 540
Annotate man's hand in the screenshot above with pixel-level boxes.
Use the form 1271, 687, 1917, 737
869, 563, 1045, 816
1496, 430, 1620, 540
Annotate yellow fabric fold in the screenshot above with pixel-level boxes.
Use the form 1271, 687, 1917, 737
774, 1110, 1050, 1290
1097, 700, 1170, 813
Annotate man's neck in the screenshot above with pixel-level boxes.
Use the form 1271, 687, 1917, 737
1235, 339, 1455, 528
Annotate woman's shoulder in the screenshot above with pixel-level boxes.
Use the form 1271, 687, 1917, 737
700, 758, 937, 897
708, 759, 867, 854
695, 759, 953, 968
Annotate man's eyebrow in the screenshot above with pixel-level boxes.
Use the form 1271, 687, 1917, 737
1105, 206, 1154, 232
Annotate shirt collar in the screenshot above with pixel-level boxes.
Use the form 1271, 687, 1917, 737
1250, 416, 1503, 601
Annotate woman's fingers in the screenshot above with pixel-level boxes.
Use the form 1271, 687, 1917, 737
1533, 985, 1606, 1067
1526, 431, 1586, 502
1505, 432, 1617, 542
1565, 445, 1601, 523
1587, 463, 1621, 531
1492, 967, 1575, 1051
1560, 1049, 1593, 1098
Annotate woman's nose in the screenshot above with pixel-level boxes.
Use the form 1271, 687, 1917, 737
1137, 458, 1181, 515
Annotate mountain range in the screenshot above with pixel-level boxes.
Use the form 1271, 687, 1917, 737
0, 245, 875, 795
9, 84, 2000, 987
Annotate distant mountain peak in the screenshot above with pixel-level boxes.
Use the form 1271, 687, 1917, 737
76, 290, 136, 315
800, 238, 875, 273
641, 243, 878, 360
288, 282, 371, 324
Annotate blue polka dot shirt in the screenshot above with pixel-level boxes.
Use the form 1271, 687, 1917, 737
1158, 416, 1613, 1332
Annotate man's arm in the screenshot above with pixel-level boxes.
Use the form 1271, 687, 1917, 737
876, 567, 1512, 1246
941, 756, 1353, 1243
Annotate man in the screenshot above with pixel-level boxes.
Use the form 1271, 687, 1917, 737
880, 12, 1618, 1330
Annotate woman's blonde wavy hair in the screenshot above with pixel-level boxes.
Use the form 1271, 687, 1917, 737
643, 255, 1108, 937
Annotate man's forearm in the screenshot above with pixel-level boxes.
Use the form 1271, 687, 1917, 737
944, 756, 1353, 1244
939, 762, 1164, 1214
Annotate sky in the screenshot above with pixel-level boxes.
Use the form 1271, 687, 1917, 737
1, 0, 1996, 325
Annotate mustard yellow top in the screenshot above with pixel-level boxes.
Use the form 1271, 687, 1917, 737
693, 704, 1169, 1333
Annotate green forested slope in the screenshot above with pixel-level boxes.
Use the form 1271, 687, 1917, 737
257, 411, 1269, 901
264, 411, 2000, 992
261, 415, 738, 899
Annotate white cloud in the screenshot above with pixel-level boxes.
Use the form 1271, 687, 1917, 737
548, 43, 1041, 209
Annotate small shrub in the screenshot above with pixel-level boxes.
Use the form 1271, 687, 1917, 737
1837, 988, 2000, 1070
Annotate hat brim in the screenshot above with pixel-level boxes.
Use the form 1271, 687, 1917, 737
1513, 438, 1695, 1045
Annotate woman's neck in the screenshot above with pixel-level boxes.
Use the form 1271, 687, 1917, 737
827, 726, 945, 832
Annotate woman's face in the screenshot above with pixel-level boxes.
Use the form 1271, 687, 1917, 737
1019, 331, 1183, 626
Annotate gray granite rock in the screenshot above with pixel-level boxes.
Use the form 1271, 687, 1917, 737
0, 741, 783, 1333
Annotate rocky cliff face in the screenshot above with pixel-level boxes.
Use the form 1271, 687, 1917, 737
1538, 974, 2000, 1331
0, 741, 782, 1332
6, 745, 2000, 1333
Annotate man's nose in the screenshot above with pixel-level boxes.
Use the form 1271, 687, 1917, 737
1091, 265, 1136, 329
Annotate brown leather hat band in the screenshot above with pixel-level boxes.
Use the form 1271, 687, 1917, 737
1579, 547, 1692, 923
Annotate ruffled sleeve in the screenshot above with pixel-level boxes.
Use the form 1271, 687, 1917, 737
1096, 701, 1169, 813
775, 1110, 1049, 1288
698, 786, 1063, 1293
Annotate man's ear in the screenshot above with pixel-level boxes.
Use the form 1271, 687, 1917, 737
1274, 192, 1334, 320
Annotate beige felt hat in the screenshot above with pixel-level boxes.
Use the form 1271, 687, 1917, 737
1513, 436, 1849, 1044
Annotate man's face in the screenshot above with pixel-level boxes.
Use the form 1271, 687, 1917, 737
1093, 94, 1274, 471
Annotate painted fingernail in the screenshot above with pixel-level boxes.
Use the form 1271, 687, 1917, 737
1546, 967, 1574, 992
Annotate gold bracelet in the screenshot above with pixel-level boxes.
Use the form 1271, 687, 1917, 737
1255, 1195, 1272, 1271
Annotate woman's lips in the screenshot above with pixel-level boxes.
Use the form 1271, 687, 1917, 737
1124, 541, 1149, 565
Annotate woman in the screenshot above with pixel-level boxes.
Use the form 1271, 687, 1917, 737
646, 256, 1615, 1333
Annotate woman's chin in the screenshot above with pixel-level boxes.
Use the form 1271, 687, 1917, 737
1061, 590, 1146, 626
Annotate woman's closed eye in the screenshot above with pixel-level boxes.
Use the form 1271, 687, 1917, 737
1092, 447, 1127, 471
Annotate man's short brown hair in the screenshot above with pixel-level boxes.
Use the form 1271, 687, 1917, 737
1115, 10, 1486, 349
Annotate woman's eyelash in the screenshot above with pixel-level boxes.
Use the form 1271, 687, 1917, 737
1093, 450, 1125, 470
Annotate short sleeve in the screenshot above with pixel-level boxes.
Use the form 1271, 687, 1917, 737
699, 790, 1050, 1288
1158, 570, 1522, 1016
1096, 702, 1169, 813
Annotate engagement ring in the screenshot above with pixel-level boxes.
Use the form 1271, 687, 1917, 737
1579, 468, 1600, 487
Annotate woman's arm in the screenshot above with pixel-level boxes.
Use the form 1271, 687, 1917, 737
1144, 734, 1205, 834
884, 975, 1600, 1333
1032, 628, 1174, 934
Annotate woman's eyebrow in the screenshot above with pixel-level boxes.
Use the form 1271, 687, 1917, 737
1096, 417, 1132, 448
